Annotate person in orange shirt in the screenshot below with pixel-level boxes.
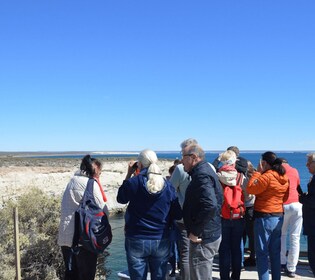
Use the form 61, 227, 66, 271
246, 151, 289, 280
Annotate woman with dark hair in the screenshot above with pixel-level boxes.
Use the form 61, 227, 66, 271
58, 155, 108, 280
246, 151, 289, 280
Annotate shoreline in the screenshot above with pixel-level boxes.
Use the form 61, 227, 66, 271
0, 157, 174, 212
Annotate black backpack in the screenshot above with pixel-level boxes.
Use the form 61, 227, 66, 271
73, 178, 112, 254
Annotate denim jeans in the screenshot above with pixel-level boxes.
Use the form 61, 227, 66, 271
280, 202, 303, 272
219, 218, 245, 280
176, 222, 190, 280
189, 236, 221, 280
125, 237, 170, 280
254, 215, 283, 280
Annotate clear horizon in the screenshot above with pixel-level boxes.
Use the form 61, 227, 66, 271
1, 0, 314, 151
0, 149, 313, 154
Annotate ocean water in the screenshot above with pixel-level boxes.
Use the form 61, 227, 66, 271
103, 151, 311, 279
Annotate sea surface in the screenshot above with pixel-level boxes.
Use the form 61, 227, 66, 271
100, 151, 311, 279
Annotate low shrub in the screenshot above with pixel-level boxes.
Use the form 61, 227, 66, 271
0, 188, 108, 280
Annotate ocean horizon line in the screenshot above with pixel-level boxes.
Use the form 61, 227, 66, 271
0, 150, 313, 158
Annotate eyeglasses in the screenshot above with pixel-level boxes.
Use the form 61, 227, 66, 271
182, 153, 193, 158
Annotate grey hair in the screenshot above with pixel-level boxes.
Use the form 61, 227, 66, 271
307, 152, 315, 162
180, 138, 198, 149
138, 149, 164, 193
138, 149, 158, 168
186, 144, 205, 160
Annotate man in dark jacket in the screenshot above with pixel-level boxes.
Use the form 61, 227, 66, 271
299, 152, 315, 277
182, 143, 223, 280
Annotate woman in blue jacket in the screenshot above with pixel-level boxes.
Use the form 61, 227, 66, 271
117, 149, 182, 280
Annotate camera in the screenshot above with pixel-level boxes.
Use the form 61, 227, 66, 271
132, 162, 138, 170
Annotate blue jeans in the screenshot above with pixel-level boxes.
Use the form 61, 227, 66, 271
125, 237, 170, 280
254, 215, 283, 280
219, 218, 245, 280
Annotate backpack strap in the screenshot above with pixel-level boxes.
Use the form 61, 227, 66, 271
94, 177, 107, 202
236, 172, 243, 187
81, 178, 95, 208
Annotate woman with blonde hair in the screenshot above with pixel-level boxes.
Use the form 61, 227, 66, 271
117, 149, 182, 280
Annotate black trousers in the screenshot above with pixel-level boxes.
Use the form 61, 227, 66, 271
61, 246, 98, 280
308, 235, 315, 277
243, 206, 255, 259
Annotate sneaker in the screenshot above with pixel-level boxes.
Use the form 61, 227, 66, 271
285, 268, 295, 278
243, 258, 256, 267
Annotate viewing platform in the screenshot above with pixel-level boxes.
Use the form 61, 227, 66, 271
118, 253, 314, 279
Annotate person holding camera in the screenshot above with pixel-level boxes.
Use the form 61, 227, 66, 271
117, 149, 182, 280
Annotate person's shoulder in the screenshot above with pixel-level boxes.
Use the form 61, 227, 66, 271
235, 156, 248, 174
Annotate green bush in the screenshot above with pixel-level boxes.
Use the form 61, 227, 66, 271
0, 188, 63, 280
0, 188, 109, 280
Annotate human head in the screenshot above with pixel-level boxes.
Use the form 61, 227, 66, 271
306, 152, 315, 175
169, 159, 181, 175
138, 149, 165, 193
261, 151, 277, 166
180, 138, 198, 150
261, 151, 285, 175
181, 144, 205, 172
218, 150, 237, 166
138, 149, 158, 168
80, 155, 102, 178
169, 164, 176, 176
278, 158, 288, 164
235, 156, 248, 174
227, 146, 240, 157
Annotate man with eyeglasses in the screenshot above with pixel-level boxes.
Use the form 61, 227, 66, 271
181, 143, 223, 280
170, 138, 198, 280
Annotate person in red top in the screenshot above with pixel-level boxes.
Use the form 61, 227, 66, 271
279, 158, 302, 278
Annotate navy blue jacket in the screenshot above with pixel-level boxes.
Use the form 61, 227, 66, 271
117, 168, 182, 239
183, 161, 223, 243
300, 175, 315, 236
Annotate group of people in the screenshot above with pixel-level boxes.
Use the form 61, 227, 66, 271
57, 140, 315, 280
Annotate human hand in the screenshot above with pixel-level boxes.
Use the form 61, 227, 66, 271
189, 233, 202, 243
257, 160, 263, 173
126, 161, 137, 179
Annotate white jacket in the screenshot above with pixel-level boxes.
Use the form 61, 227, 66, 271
57, 170, 106, 247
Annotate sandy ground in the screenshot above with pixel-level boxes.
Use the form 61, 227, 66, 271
0, 156, 174, 212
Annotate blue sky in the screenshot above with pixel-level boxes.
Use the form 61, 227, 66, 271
0, 0, 314, 152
